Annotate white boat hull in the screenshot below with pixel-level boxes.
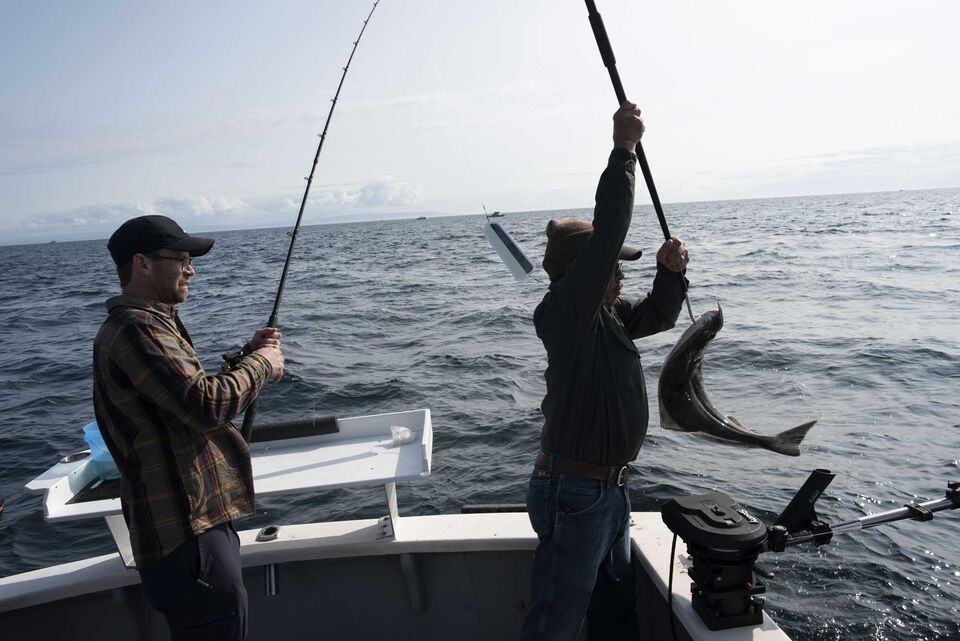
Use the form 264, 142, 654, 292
0, 512, 791, 640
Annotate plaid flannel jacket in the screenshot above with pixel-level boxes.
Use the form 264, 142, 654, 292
93, 295, 271, 567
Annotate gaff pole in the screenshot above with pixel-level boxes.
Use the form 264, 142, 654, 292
240, 1, 381, 443
583, 0, 695, 324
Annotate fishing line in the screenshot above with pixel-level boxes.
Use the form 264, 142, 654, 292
238, 1, 381, 442
408, 0, 535, 282
408, 0, 493, 217
583, 0, 696, 324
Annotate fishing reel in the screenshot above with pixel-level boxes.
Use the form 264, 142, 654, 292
221, 344, 253, 372
660, 470, 960, 631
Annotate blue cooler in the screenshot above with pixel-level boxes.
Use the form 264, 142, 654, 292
82, 421, 122, 480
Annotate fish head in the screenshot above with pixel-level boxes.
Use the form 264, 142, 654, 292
696, 305, 724, 340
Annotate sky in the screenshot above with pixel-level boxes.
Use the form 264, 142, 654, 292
1, 0, 958, 244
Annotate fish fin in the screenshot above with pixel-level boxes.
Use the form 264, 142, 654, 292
726, 415, 753, 433
767, 420, 818, 457
659, 409, 684, 432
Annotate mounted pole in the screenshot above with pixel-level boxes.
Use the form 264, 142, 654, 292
583, 0, 695, 323
240, 1, 381, 442
774, 480, 960, 550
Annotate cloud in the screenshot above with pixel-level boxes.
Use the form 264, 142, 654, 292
757, 140, 960, 174
669, 139, 960, 202
1, 196, 257, 243
306, 179, 424, 210
2, 179, 425, 243
153, 196, 249, 218
356, 180, 424, 207
0, 131, 176, 178
18, 202, 158, 232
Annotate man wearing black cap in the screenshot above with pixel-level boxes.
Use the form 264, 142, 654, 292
94, 215, 284, 641
521, 103, 689, 640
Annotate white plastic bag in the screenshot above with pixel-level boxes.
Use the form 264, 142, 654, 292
390, 425, 415, 447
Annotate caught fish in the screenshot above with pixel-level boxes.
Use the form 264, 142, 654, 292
657, 305, 817, 456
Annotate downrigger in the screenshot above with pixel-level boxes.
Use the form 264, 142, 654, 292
661, 469, 960, 631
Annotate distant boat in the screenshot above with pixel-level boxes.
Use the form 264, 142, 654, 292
416, 216, 427, 221
489, 211, 504, 218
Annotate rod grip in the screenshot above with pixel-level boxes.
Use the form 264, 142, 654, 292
249, 416, 340, 443
587, 5, 627, 104
589, 12, 616, 69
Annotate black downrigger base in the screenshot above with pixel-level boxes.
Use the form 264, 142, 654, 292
661, 470, 960, 632
661, 491, 768, 630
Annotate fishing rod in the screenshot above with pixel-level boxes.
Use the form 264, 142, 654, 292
583, 0, 695, 324
237, 1, 381, 443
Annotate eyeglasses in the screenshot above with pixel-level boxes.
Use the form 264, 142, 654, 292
148, 254, 193, 270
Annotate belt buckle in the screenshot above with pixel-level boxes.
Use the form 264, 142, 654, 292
616, 466, 629, 486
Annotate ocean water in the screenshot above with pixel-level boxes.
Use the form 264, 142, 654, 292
1, 188, 958, 640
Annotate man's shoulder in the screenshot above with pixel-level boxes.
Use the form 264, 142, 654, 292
535, 280, 589, 343
99, 304, 154, 335
105, 296, 177, 324
535, 278, 577, 319
533, 291, 548, 317
96, 299, 174, 348
533, 289, 556, 329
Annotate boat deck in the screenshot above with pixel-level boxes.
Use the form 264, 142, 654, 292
0, 512, 790, 640
4, 408, 791, 639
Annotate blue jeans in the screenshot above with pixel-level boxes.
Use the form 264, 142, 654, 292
521, 462, 641, 641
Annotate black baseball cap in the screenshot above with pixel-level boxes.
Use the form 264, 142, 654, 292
108, 215, 214, 267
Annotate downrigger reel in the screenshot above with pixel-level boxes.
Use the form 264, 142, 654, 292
661, 469, 960, 631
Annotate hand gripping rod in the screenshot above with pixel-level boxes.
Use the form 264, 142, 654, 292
240, 1, 381, 442
583, 0, 695, 323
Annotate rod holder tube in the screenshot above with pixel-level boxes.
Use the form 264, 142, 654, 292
264, 564, 279, 596
858, 497, 955, 530
785, 495, 957, 548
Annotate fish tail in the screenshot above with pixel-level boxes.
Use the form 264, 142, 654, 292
768, 420, 818, 456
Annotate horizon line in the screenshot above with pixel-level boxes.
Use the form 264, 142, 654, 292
3, 184, 957, 249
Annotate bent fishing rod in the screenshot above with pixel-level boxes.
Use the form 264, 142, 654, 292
583, 0, 695, 324
238, 1, 381, 443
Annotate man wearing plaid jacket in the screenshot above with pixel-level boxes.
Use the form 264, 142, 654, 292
94, 215, 284, 641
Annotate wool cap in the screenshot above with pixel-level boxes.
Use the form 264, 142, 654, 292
541, 217, 642, 281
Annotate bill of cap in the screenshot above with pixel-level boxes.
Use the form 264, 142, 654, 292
619, 244, 642, 261
167, 235, 214, 256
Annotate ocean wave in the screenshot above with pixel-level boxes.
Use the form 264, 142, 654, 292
4, 191, 960, 640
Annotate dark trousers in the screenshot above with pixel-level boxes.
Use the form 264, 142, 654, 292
138, 522, 247, 641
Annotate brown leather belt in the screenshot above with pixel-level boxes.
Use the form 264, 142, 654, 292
535, 451, 629, 486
